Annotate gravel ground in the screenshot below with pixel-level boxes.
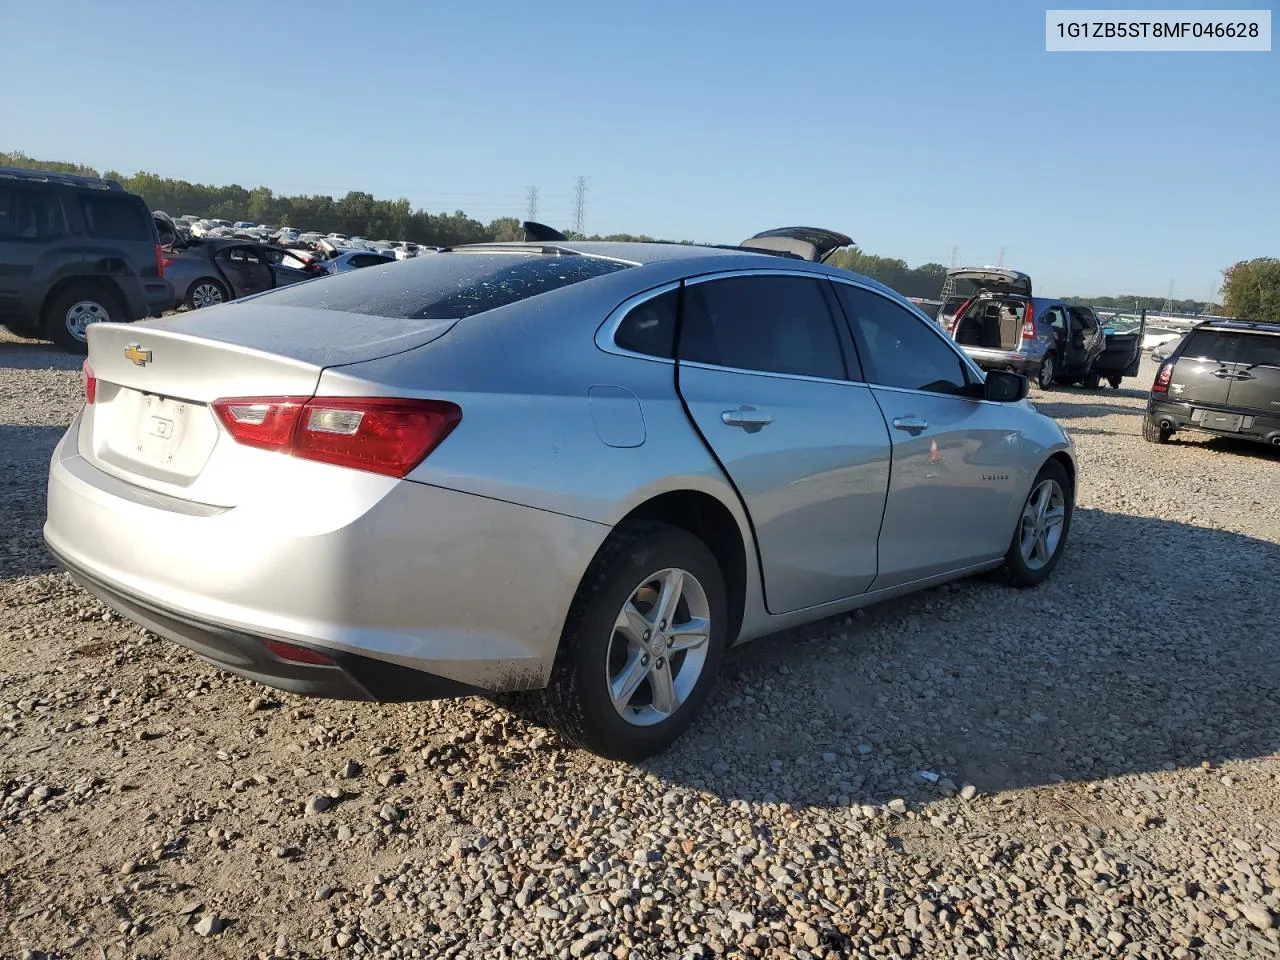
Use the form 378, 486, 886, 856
2, 328, 1278, 960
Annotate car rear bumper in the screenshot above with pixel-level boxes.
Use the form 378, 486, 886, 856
44, 422, 611, 696
1147, 398, 1280, 445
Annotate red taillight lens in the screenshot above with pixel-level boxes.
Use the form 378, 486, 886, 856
81, 360, 97, 404
155, 243, 165, 278
1152, 362, 1174, 394
1021, 301, 1037, 340
945, 296, 975, 332
263, 638, 337, 666
211, 396, 461, 478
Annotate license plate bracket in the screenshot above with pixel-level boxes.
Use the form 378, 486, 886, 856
1197, 409, 1243, 432
133, 394, 192, 464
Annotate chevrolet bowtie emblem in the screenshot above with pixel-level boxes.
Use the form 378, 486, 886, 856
124, 343, 152, 366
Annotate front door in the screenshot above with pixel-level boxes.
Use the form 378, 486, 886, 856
832, 281, 1022, 590
675, 273, 892, 614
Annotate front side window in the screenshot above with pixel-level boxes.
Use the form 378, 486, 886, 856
678, 275, 845, 380
835, 283, 971, 396
0, 187, 65, 240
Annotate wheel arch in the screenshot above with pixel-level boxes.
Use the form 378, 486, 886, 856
611, 489, 752, 647
39, 276, 127, 327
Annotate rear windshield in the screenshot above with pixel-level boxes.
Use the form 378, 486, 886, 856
1233, 332, 1280, 367
258, 251, 633, 320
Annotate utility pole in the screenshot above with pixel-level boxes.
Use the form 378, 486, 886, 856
949, 245, 959, 269
525, 186, 539, 222
573, 176, 587, 235
996, 246, 1005, 268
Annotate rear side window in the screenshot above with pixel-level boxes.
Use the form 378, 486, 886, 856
1180, 330, 1242, 362
1230, 333, 1280, 368
79, 195, 151, 241
615, 289, 678, 358
679, 275, 846, 380
259, 252, 632, 319
0, 187, 65, 240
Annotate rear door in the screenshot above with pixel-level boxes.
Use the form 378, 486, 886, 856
832, 281, 1022, 589
1169, 327, 1239, 407
1224, 331, 1280, 416
0, 184, 68, 326
675, 272, 892, 613
217, 245, 272, 297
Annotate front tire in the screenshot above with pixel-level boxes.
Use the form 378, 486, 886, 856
186, 279, 228, 310
43, 284, 124, 354
1036, 353, 1057, 391
1109, 376, 1123, 389
540, 522, 728, 761
1001, 460, 1072, 588
1082, 373, 1101, 390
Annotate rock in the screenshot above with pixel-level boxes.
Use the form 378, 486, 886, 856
536, 905, 563, 920
711, 761, 730, 776
336, 931, 354, 947
1239, 903, 1275, 931
193, 914, 222, 937
378, 803, 401, 823
340, 760, 362, 779
887, 798, 908, 814
959, 784, 978, 801
337, 825, 354, 842
119, 860, 140, 875
306, 795, 331, 815
175, 900, 203, 916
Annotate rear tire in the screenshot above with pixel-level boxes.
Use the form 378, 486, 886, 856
539, 522, 728, 761
1142, 418, 1172, 443
43, 284, 125, 354
1036, 353, 1056, 391
1108, 376, 1123, 389
1001, 460, 1073, 588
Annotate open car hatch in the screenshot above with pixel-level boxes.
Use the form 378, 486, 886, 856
739, 227, 853, 263
946, 267, 1032, 298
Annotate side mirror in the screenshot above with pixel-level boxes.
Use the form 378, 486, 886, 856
984, 370, 1029, 402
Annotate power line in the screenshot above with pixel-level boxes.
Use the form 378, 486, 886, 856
526, 186, 539, 222
573, 176, 587, 234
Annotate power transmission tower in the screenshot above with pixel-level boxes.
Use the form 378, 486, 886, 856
1161, 280, 1174, 317
996, 246, 1005, 268
572, 176, 587, 234
525, 186, 538, 222
949, 246, 960, 268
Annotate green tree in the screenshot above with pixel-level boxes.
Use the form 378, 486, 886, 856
1221, 258, 1280, 322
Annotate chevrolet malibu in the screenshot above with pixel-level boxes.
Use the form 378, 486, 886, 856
44, 228, 1077, 761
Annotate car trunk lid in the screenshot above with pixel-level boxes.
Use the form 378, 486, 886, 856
945, 267, 1033, 298
739, 227, 853, 263
79, 305, 457, 503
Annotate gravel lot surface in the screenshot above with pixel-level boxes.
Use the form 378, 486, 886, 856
2, 328, 1278, 960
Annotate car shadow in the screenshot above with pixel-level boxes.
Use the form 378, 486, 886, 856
1032, 399, 1143, 421
643, 507, 1280, 808
0, 425, 67, 580
0, 337, 82, 371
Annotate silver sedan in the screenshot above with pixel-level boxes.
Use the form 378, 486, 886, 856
45, 231, 1076, 761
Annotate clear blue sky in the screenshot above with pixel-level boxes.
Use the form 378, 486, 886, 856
3, 1, 1275, 299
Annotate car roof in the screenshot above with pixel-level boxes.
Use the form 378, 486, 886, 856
1197, 318, 1280, 335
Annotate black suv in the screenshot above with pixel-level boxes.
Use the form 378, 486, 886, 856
0, 167, 173, 353
1145, 319, 1280, 449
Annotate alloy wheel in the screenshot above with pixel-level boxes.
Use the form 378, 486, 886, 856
606, 567, 711, 727
191, 283, 225, 308
1019, 478, 1066, 570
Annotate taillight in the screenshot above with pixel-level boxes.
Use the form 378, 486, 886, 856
1152, 362, 1174, 394
81, 360, 97, 404
1021, 301, 1037, 340
263, 638, 336, 666
211, 396, 461, 478
155, 243, 165, 278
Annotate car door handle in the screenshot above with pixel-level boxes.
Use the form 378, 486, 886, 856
892, 416, 928, 434
721, 407, 772, 430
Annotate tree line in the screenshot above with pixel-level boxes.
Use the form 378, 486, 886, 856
5, 150, 1272, 318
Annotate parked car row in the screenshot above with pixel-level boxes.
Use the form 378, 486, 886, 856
159, 213, 434, 261
938, 266, 1145, 391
